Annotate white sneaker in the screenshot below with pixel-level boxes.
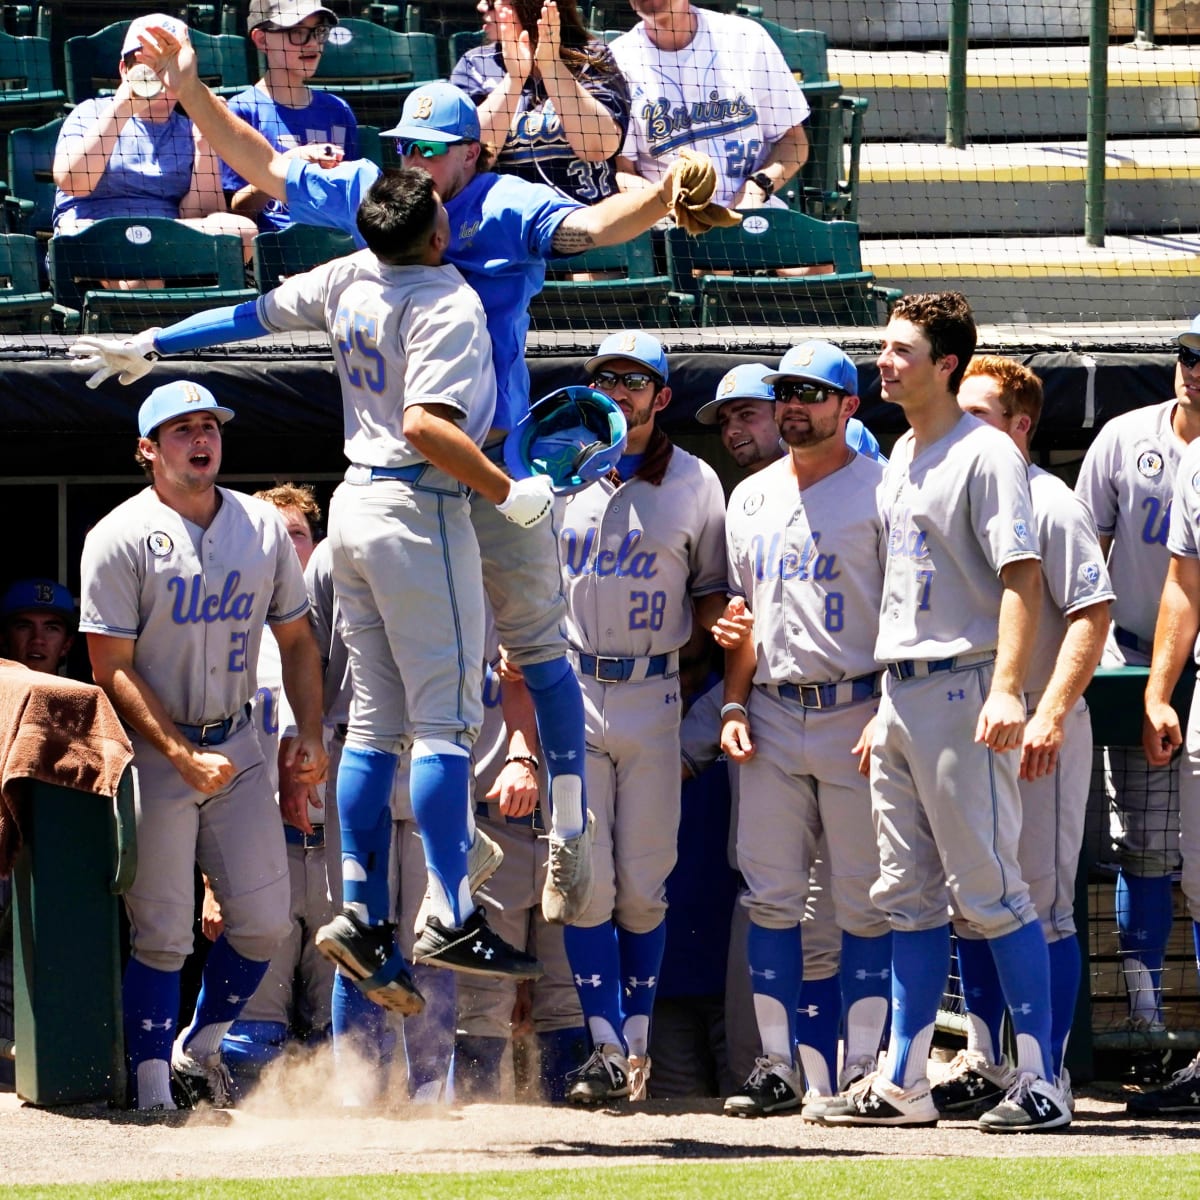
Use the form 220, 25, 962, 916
817, 1072, 939, 1127
542, 810, 596, 925
1058, 1068, 1075, 1114
628, 1054, 652, 1101
977, 1072, 1072, 1132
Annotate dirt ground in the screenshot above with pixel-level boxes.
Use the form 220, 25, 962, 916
4, 1071, 1200, 1186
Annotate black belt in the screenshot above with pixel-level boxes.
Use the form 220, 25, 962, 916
1114, 626, 1153, 657
284, 823, 325, 849
886, 651, 996, 681
573, 651, 674, 683
769, 672, 879, 711
177, 704, 251, 746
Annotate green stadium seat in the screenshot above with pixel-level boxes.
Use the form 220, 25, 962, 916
448, 27, 482, 70
64, 20, 251, 105
665, 208, 900, 328
0, 29, 65, 127
402, 1, 481, 72
307, 19, 438, 124
0, 229, 61, 328
788, 82, 869, 221
49, 215, 256, 332
3, 113, 60, 238
253, 223, 356, 291
754, 18, 828, 83
529, 231, 693, 332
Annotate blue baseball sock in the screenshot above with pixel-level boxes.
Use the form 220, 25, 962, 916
887, 925, 951, 1088
955, 935, 1005, 1063
563, 921, 626, 1052
840, 930, 892, 1069
989, 920, 1053, 1079
180, 935, 271, 1060
403, 963, 456, 1098
221, 1020, 288, 1085
522, 656, 587, 837
795, 973, 840, 1095
337, 744, 398, 924
124, 958, 181, 1073
1116, 870, 1173, 1021
746, 921, 802, 1063
331, 970, 388, 1103
410, 742, 472, 927
1047, 934, 1081, 1076
617, 921, 667, 1059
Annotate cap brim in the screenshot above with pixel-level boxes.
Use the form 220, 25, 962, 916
146, 406, 235, 435
694, 394, 771, 424
1179, 332, 1200, 351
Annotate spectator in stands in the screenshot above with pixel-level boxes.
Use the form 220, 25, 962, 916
223, 1, 359, 233
0, 579, 77, 676
450, 0, 630, 205
52, 14, 256, 259
610, 0, 809, 209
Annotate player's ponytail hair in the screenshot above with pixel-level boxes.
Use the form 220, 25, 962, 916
356, 168, 439, 265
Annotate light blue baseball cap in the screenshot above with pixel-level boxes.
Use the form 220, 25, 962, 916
138, 380, 234, 437
381, 81, 481, 143
584, 331, 669, 383
763, 340, 859, 395
694, 362, 775, 425
0, 578, 76, 623
1179, 314, 1200, 352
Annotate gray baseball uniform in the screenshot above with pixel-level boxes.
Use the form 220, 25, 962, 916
79, 487, 309, 968
558, 446, 727, 931
872, 415, 1041, 936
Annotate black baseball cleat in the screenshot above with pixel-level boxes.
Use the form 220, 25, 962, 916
724, 1056, 803, 1117
977, 1073, 1072, 1132
931, 1049, 1015, 1113
315, 911, 426, 1016
1127, 1053, 1200, 1117
567, 1045, 631, 1105
170, 1037, 235, 1109
413, 905, 544, 978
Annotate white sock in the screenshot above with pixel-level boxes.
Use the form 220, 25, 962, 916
550, 775, 584, 839
964, 1011, 998, 1064
1124, 957, 1162, 1022
1015, 1031, 1048, 1080
752, 993, 792, 1063
843, 996, 889, 1068
797, 1044, 831, 1095
181, 1020, 233, 1062
623, 1015, 650, 1059
587, 1017, 622, 1052
898, 1022, 936, 1089
136, 1059, 176, 1110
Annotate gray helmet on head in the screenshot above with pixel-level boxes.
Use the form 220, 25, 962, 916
504, 386, 628, 495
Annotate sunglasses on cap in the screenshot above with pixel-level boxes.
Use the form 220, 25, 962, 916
262, 22, 332, 45
397, 138, 454, 159
590, 370, 658, 393
1180, 345, 1200, 370
774, 380, 844, 405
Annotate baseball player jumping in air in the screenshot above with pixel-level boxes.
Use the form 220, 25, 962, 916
1075, 314, 1200, 1038
1133, 338, 1200, 1116
72, 169, 548, 1020
79, 381, 328, 1111
552, 331, 728, 1104
816, 293, 1070, 1132
128, 28, 735, 928
718, 343, 893, 1118
933, 357, 1112, 1117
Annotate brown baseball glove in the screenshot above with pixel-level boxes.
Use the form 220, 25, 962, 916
666, 149, 743, 235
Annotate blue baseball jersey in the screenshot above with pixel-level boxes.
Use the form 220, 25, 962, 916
221, 86, 359, 232
285, 159, 580, 432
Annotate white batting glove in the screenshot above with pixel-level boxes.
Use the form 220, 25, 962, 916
496, 474, 555, 528
68, 327, 162, 388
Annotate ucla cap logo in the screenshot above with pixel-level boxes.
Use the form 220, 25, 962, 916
719, 372, 737, 395
793, 346, 815, 367
619, 332, 638, 353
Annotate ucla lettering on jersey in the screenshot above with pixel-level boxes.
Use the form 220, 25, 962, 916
750, 531, 841, 582
886, 509, 931, 560
482, 662, 503, 709
561, 528, 660, 579
168, 572, 257, 624
1141, 495, 1171, 545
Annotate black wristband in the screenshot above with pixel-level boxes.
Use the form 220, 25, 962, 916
749, 171, 776, 198
505, 753, 540, 772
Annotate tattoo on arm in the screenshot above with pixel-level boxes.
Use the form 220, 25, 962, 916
552, 223, 597, 253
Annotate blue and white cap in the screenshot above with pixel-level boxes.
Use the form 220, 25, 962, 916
763, 340, 858, 394
138, 380, 234, 437
381, 81, 481, 143
0, 578, 76, 623
584, 331, 669, 383
694, 362, 774, 425
1179, 314, 1200, 352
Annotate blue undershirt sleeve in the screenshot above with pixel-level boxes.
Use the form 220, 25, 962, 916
153, 301, 269, 355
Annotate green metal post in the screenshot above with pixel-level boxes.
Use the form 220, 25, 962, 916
1085, 0, 1110, 246
1134, 0, 1156, 46
945, 0, 969, 149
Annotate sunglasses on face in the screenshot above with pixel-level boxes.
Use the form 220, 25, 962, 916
397, 138, 453, 158
263, 22, 332, 45
590, 370, 657, 393
1180, 346, 1200, 370
774, 380, 843, 405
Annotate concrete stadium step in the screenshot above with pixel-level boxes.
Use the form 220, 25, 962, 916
859, 232, 1200, 324
827, 43, 1200, 140
856, 136, 1200, 236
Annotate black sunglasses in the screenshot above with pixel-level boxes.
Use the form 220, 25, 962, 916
590, 370, 658, 393
1180, 345, 1200, 370
774, 380, 843, 405
262, 21, 333, 45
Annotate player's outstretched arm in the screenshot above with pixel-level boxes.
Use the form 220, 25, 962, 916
273, 615, 329, 786
719, 634, 757, 762
486, 669, 540, 819
976, 556, 1042, 752
1021, 600, 1109, 781
87, 632, 237, 794
1144, 554, 1200, 766
69, 302, 270, 388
